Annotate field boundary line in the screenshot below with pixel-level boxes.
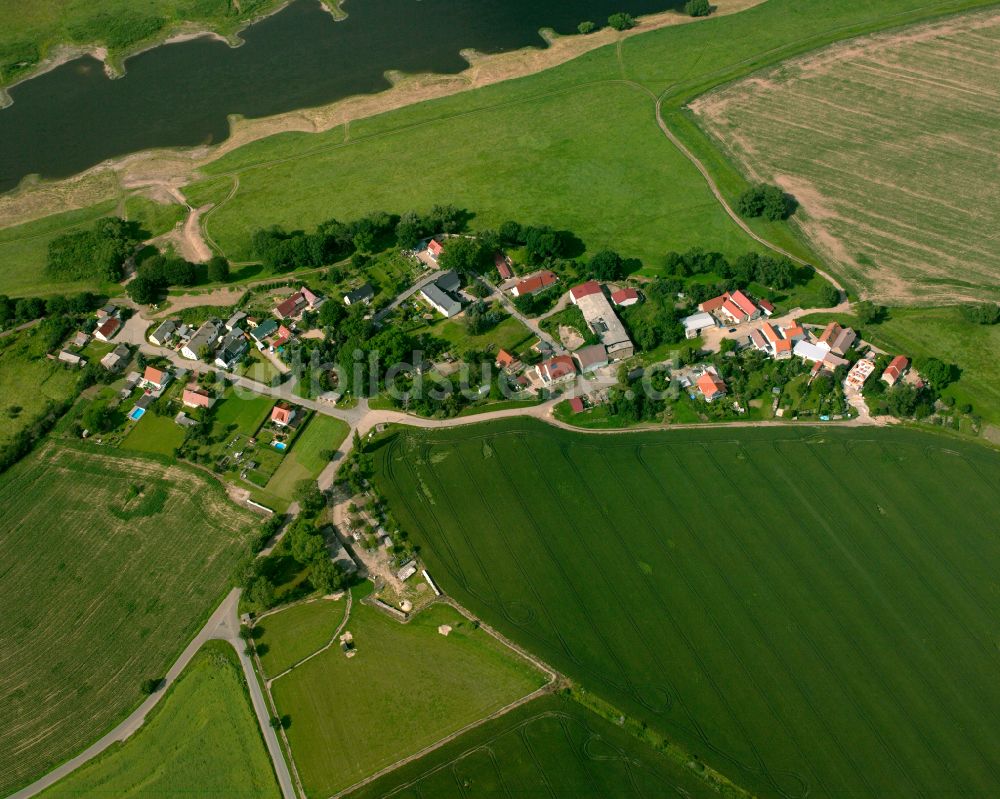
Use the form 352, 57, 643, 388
263, 591, 353, 685
327, 595, 560, 799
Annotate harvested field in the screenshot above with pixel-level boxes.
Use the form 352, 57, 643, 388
691, 10, 1000, 304
0, 444, 256, 796
374, 420, 1000, 798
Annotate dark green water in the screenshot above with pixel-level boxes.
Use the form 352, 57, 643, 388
0, 0, 680, 193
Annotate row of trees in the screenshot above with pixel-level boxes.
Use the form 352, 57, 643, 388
127, 253, 230, 304
0, 291, 102, 329
662, 247, 804, 291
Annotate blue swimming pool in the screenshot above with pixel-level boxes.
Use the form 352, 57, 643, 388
273, 441, 287, 451
129, 407, 146, 421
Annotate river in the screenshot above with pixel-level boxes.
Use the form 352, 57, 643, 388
0, 0, 678, 194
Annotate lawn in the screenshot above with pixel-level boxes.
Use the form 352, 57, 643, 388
424, 312, 536, 356
255, 596, 348, 678
256, 413, 348, 505
373, 419, 1000, 798
196, 78, 759, 266
39, 641, 279, 799
120, 410, 187, 456
0, 443, 257, 796
690, 9, 1000, 304
348, 694, 719, 799
213, 386, 274, 435
0, 324, 82, 447
267, 595, 547, 797
0, 200, 118, 297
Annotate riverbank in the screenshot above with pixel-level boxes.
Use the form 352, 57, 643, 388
0, 0, 763, 230
0, 1, 340, 101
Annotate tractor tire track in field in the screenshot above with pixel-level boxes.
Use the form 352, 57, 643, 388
621, 444, 823, 798
451, 442, 596, 672
749, 439, 940, 797
801, 442, 1000, 784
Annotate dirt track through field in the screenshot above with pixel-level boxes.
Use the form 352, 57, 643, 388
691, 9, 1000, 304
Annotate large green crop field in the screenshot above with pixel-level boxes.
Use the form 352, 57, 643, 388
0, 444, 257, 796
348, 694, 718, 799
691, 9, 1000, 304
40, 641, 279, 799
373, 420, 1000, 798
265, 595, 546, 797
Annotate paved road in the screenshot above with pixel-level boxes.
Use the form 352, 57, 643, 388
7, 590, 296, 799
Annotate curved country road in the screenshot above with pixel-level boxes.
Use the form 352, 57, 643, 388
7, 589, 297, 799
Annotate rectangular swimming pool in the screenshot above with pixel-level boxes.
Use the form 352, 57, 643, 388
129, 407, 146, 421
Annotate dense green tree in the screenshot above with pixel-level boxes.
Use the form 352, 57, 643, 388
206, 255, 230, 283
685, 0, 712, 16
736, 184, 795, 221
588, 250, 625, 281
439, 236, 490, 274
817, 283, 841, 307
608, 12, 636, 30
917, 357, 957, 390
309, 558, 347, 594
126, 272, 160, 304
578, 20, 596, 34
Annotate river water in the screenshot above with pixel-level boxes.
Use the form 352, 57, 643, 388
0, 0, 678, 194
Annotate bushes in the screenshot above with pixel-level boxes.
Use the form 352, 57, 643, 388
685, 0, 712, 17
577, 21, 596, 34
608, 13, 636, 31
736, 183, 796, 221
960, 302, 1000, 325
46, 217, 141, 283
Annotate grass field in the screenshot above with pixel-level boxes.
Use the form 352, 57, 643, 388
348, 694, 718, 799
0, 443, 257, 796
256, 597, 348, 678
197, 78, 757, 266
39, 641, 279, 799
0, 325, 82, 447
0, 200, 118, 296
423, 313, 536, 356
256, 413, 348, 505
690, 9, 1000, 304
373, 419, 1000, 798
120, 410, 187, 456
266, 596, 546, 797
213, 386, 274, 434
123, 195, 186, 238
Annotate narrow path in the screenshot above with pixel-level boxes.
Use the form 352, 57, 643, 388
6, 591, 296, 799
652, 95, 845, 292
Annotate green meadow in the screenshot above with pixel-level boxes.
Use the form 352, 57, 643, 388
266, 596, 546, 797
348, 694, 718, 799
373, 419, 1000, 798
39, 642, 279, 799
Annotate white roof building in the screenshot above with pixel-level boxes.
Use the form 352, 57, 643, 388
682, 311, 717, 340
